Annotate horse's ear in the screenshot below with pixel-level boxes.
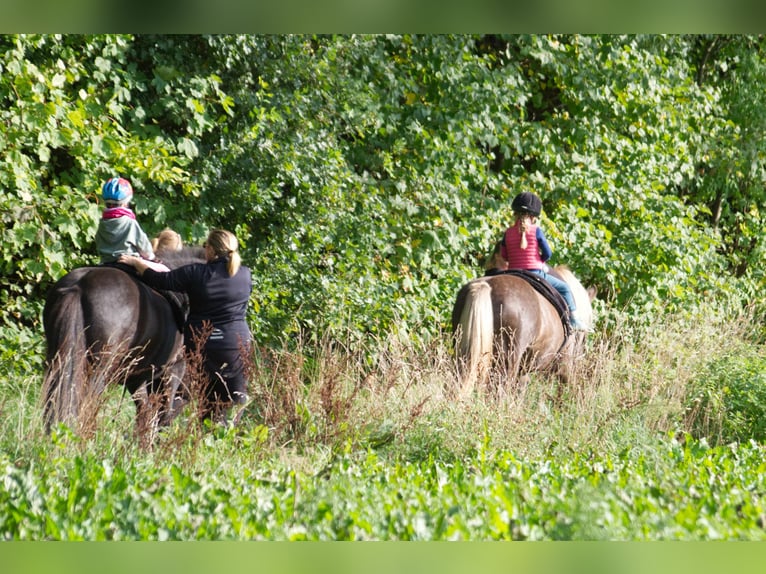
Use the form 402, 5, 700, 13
587, 286, 597, 302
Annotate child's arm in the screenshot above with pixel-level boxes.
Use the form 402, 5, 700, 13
133, 225, 157, 261
536, 227, 553, 262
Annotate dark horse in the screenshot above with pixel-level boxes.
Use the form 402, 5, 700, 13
42, 246, 205, 438
451, 264, 596, 399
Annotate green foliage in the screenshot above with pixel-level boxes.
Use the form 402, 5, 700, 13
0, 322, 44, 376
0, 34, 229, 329
685, 36, 766, 279
4, 34, 766, 343
2, 435, 766, 540
686, 350, 766, 445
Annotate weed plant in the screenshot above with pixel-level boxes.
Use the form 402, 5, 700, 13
2, 297, 766, 539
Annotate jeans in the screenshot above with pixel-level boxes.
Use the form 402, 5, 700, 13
529, 268, 577, 314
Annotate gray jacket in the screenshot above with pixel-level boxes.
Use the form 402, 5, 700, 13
96, 216, 155, 263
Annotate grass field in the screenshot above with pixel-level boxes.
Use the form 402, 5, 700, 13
2, 299, 766, 540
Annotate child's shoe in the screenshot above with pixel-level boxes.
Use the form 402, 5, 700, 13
570, 317, 591, 332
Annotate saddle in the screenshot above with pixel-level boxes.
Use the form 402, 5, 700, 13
484, 268, 572, 337
161, 290, 189, 333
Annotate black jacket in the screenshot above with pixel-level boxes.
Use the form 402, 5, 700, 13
142, 257, 252, 349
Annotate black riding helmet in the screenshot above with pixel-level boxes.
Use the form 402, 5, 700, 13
511, 192, 542, 217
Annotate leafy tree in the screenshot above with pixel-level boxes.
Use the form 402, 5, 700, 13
3, 34, 766, 349
687, 35, 766, 281
0, 34, 230, 330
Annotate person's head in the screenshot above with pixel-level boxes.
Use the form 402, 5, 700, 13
102, 177, 133, 208
152, 228, 183, 254
511, 192, 542, 219
204, 229, 241, 277
511, 192, 542, 250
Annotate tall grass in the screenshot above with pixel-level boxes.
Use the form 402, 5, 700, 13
4, 300, 766, 540
1, 297, 764, 471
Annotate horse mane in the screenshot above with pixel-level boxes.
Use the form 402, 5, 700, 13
484, 240, 506, 273
156, 245, 206, 270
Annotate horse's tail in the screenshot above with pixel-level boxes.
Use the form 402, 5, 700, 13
42, 284, 87, 433
456, 280, 494, 398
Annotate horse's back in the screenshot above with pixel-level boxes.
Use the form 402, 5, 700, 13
489, 273, 565, 350
454, 274, 543, 328
45, 266, 133, 309
45, 266, 179, 356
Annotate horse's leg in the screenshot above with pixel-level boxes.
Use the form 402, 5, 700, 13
547, 359, 569, 409
552, 333, 586, 406
494, 326, 527, 397
166, 373, 189, 424
127, 353, 187, 446
130, 383, 160, 448
157, 351, 187, 427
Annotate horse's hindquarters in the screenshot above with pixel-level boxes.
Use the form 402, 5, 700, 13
452, 273, 573, 396
42, 267, 186, 436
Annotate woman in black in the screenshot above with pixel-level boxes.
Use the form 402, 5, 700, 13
120, 229, 252, 425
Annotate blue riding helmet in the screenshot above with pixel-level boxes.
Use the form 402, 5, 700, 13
102, 177, 133, 202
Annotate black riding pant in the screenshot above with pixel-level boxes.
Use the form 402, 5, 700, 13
202, 345, 249, 405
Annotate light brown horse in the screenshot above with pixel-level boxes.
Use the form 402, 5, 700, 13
451, 265, 595, 398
